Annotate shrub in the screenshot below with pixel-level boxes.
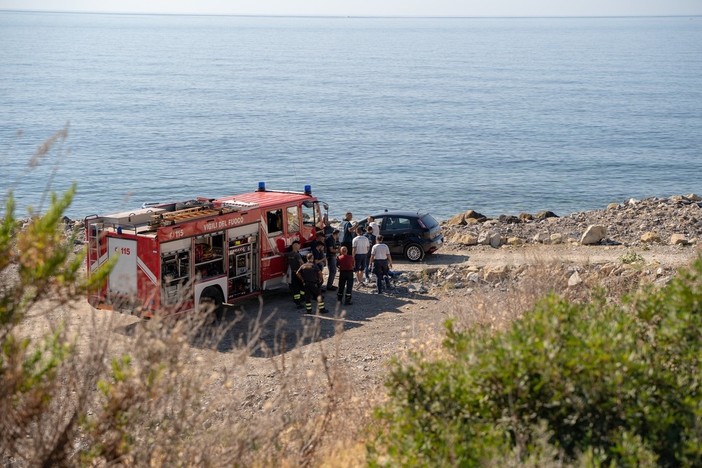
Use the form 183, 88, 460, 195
0, 185, 115, 465
620, 250, 645, 265
370, 257, 702, 466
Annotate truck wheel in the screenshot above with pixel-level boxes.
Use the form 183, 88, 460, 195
404, 243, 424, 262
199, 286, 225, 320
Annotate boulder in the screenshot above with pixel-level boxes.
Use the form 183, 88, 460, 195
446, 213, 467, 226
580, 225, 607, 245
483, 265, 508, 282
498, 214, 520, 224
568, 271, 583, 287
640, 231, 661, 243
533, 232, 550, 243
506, 236, 524, 246
519, 212, 534, 221
466, 272, 481, 283
686, 193, 702, 202
465, 210, 487, 222
670, 233, 690, 246
454, 234, 478, 246
477, 230, 502, 248
535, 210, 558, 221
550, 233, 563, 244
489, 233, 502, 248
606, 203, 620, 210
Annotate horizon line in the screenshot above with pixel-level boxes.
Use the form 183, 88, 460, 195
1, 9, 701, 19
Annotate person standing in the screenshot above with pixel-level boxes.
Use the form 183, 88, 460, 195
352, 226, 370, 285
369, 235, 393, 294
336, 246, 354, 305
367, 215, 380, 237
311, 232, 327, 274
285, 240, 305, 308
296, 253, 328, 314
364, 225, 376, 282
321, 213, 334, 236
324, 229, 340, 291
340, 212, 355, 254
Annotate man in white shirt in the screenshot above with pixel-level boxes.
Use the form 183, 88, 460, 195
352, 226, 370, 284
367, 216, 380, 237
369, 235, 393, 294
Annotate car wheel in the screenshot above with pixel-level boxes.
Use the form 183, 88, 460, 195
404, 243, 424, 262
199, 286, 225, 320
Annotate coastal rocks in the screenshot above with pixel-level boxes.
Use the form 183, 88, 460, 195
506, 237, 524, 246
498, 214, 521, 224
446, 210, 488, 226
452, 233, 478, 246
670, 234, 690, 246
477, 231, 501, 248
535, 210, 558, 221
641, 231, 661, 243
533, 232, 551, 244
441, 194, 701, 249
580, 225, 607, 245
550, 233, 564, 244
567, 271, 583, 287
407, 256, 680, 299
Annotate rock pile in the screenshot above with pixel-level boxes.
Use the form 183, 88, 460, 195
443, 194, 702, 248
396, 258, 679, 299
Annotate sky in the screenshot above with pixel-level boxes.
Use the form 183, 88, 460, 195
1, 0, 702, 17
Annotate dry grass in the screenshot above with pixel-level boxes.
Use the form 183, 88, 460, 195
3, 294, 379, 467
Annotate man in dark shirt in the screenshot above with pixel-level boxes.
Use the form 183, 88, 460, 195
285, 240, 305, 308
364, 225, 376, 282
340, 211, 355, 254
296, 253, 328, 314
312, 239, 327, 274
310, 232, 327, 270
325, 229, 340, 291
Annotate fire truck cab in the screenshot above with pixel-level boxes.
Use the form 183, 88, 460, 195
85, 183, 326, 316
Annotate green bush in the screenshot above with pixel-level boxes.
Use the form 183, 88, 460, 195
370, 258, 702, 466
1, 186, 114, 464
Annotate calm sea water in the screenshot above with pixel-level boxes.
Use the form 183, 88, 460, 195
1, 12, 701, 221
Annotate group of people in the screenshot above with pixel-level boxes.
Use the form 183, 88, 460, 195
285, 212, 394, 314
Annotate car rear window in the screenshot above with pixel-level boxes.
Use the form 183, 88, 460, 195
419, 214, 439, 229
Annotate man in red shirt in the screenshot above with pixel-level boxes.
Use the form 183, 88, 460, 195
336, 246, 355, 305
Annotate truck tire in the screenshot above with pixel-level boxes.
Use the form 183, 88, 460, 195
199, 286, 225, 320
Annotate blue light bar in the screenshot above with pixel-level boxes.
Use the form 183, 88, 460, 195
257, 181, 266, 191
304, 184, 312, 195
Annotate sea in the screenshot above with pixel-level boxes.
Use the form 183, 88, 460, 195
1, 11, 701, 221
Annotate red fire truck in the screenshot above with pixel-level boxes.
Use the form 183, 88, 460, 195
85, 183, 327, 316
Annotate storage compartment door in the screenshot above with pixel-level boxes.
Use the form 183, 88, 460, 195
108, 238, 138, 296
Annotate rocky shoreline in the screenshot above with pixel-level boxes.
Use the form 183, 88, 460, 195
388, 194, 702, 298
442, 193, 701, 248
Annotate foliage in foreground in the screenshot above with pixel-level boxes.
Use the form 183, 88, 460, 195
1, 186, 110, 464
370, 257, 702, 466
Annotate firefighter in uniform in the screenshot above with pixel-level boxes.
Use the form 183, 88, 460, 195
296, 253, 328, 314
285, 240, 305, 308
